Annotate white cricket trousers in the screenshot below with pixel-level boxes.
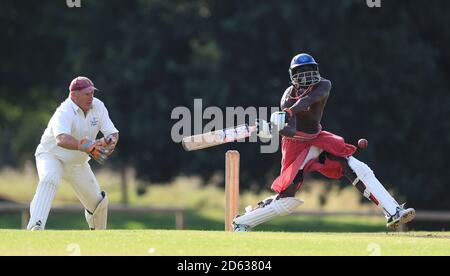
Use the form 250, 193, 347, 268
27, 153, 103, 230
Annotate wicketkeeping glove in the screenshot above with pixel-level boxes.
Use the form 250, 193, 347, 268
96, 134, 118, 156
79, 138, 109, 165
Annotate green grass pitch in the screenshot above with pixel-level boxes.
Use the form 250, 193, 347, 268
1, 230, 449, 256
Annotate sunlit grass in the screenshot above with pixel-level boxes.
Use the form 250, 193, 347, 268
1, 230, 449, 256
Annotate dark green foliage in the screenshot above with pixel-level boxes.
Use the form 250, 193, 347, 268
1, 0, 449, 209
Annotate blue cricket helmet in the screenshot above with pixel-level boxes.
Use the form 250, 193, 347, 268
289, 53, 321, 88
290, 53, 318, 70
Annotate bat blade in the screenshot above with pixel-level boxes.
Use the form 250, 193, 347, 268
181, 124, 257, 151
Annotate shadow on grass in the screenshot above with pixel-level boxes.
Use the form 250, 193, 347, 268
258, 218, 386, 233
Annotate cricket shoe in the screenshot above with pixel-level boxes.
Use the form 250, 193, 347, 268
30, 221, 43, 231
231, 197, 277, 232
232, 213, 252, 232
386, 204, 415, 229
232, 221, 251, 232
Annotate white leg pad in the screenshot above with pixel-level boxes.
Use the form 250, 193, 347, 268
233, 197, 304, 228
85, 191, 108, 230
27, 180, 57, 230
348, 157, 399, 216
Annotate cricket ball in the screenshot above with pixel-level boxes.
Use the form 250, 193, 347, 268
358, 138, 368, 149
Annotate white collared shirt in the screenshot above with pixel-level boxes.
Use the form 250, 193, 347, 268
36, 97, 119, 164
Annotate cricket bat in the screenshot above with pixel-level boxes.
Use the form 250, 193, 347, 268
182, 124, 258, 151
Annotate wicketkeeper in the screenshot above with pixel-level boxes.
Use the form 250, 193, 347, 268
27, 76, 119, 230
233, 53, 415, 231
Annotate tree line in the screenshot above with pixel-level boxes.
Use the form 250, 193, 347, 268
1, 0, 449, 209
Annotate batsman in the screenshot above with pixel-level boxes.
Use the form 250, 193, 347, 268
233, 53, 415, 231
27, 76, 119, 230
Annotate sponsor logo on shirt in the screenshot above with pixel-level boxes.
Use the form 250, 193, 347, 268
91, 117, 99, 127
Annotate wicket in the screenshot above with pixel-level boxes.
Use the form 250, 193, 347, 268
225, 150, 240, 232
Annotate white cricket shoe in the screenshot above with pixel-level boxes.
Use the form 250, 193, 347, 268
231, 197, 276, 232
386, 204, 416, 229
29, 220, 43, 231
232, 221, 251, 232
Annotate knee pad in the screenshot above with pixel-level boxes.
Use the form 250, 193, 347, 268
85, 191, 108, 230
347, 156, 375, 183
272, 197, 304, 216
347, 156, 399, 216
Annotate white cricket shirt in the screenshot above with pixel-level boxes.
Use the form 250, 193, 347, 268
36, 97, 119, 164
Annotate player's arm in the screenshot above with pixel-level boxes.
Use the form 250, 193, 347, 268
266, 87, 296, 138
56, 134, 80, 151
273, 87, 298, 137
56, 133, 101, 153
284, 79, 331, 116
111, 132, 119, 149
98, 100, 119, 151
53, 109, 79, 150
56, 134, 110, 164
279, 116, 297, 137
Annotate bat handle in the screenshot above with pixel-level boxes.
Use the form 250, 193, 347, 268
255, 119, 261, 132
255, 119, 267, 133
